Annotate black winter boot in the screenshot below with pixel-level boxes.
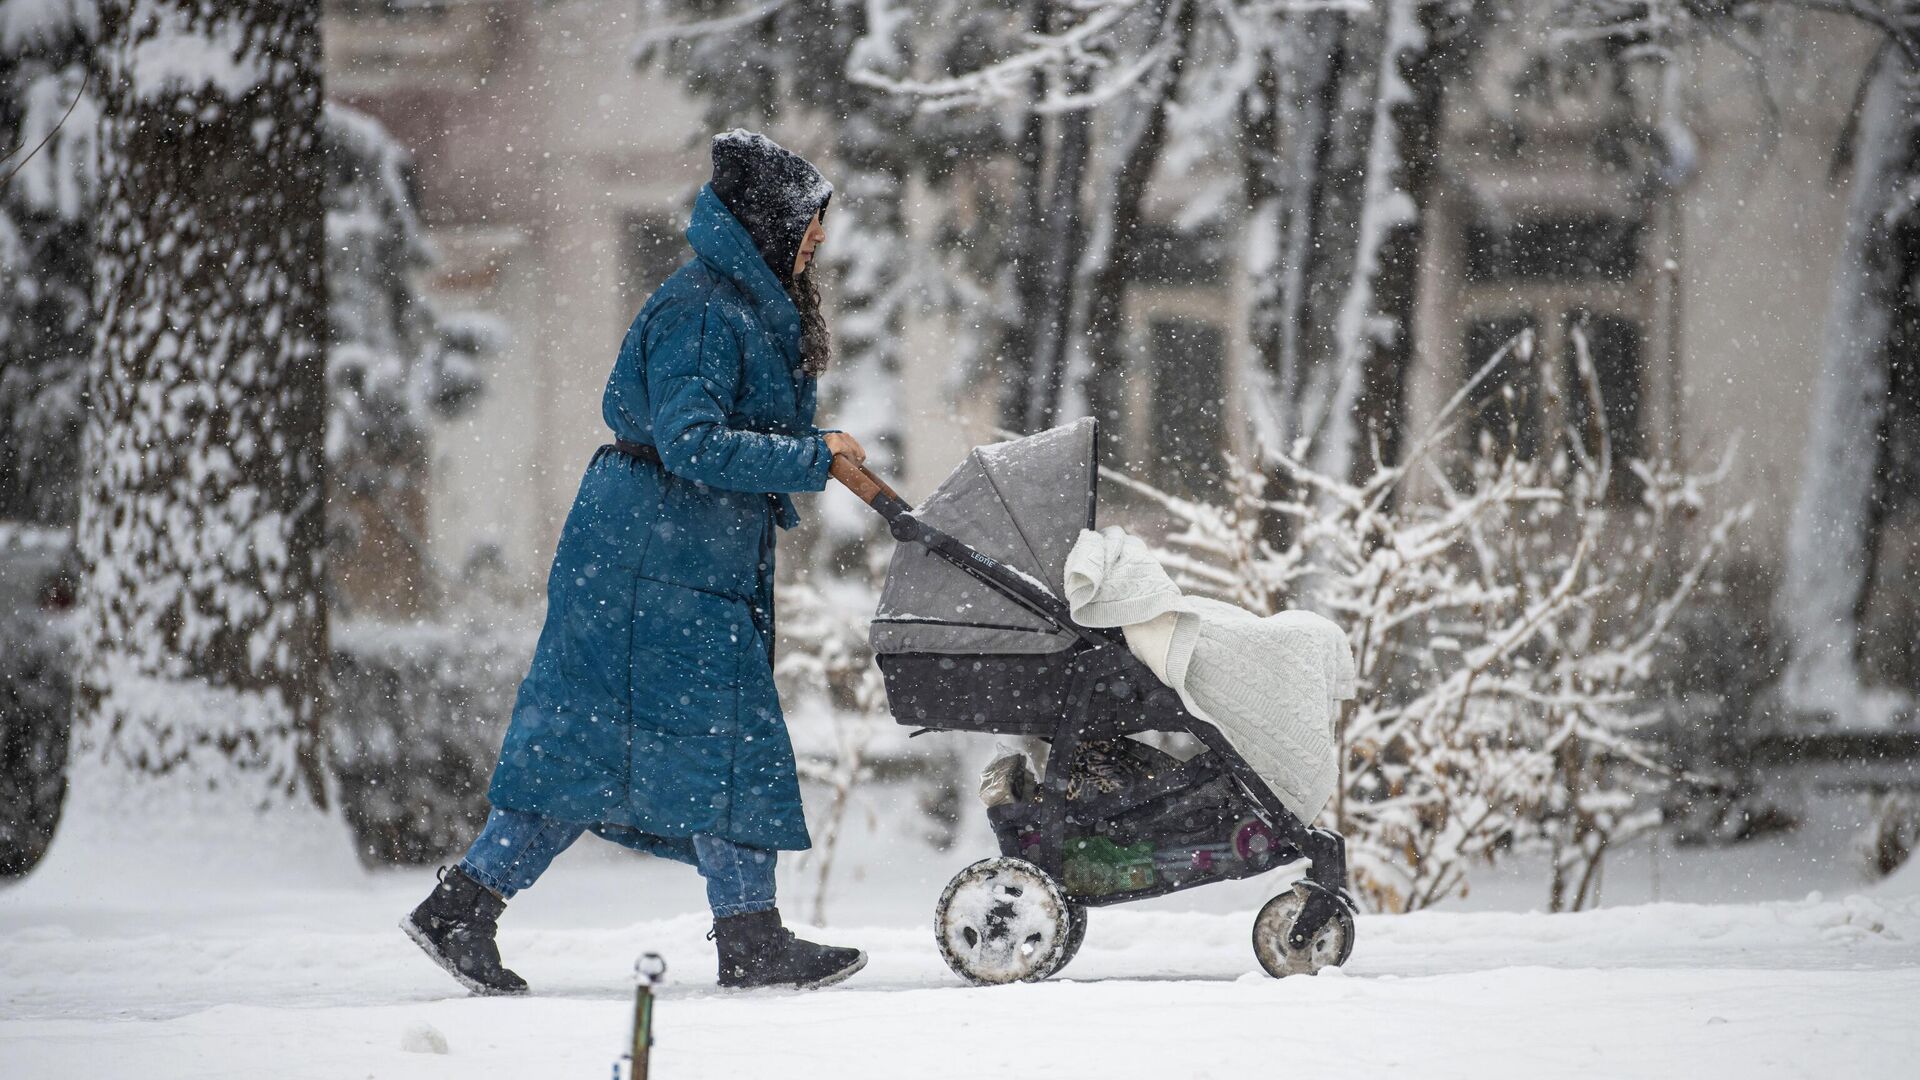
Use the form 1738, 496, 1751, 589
402, 866, 529, 996
712, 908, 866, 990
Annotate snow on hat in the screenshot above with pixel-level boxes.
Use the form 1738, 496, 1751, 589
709, 128, 833, 285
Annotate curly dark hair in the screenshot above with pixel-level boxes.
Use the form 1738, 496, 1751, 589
789, 264, 833, 378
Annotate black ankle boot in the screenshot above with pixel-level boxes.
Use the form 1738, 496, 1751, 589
712, 908, 866, 990
402, 866, 529, 996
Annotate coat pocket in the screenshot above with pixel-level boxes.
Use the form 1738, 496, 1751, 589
631, 578, 749, 739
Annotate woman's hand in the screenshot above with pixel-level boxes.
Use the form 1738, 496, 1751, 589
824, 431, 867, 467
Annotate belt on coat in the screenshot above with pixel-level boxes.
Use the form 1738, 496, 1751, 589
609, 438, 662, 466
605, 436, 790, 542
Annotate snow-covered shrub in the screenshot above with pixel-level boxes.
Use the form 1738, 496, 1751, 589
0, 526, 75, 877
328, 610, 534, 866
1115, 335, 1746, 912
0, 13, 94, 526
1857, 791, 1920, 882
0, 10, 496, 612
322, 104, 498, 616
0, 607, 71, 877
1660, 560, 1798, 846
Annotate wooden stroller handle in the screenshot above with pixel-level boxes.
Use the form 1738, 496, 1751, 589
829, 454, 903, 507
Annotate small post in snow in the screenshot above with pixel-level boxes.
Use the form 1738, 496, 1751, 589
614, 953, 667, 1080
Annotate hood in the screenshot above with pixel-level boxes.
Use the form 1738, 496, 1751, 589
686, 184, 801, 344
707, 128, 833, 287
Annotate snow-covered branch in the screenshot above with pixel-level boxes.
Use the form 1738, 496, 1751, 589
848, 0, 1154, 111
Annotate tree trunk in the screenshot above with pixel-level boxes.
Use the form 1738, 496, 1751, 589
997, 0, 1054, 432
1022, 78, 1095, 433
1078, 0, 1197, 463
1778, 47, 1920, 727
1247, 0, 1453, 484
814, 163, 910, 570
1350, 0, 1457, 478
77, 0, 330, 805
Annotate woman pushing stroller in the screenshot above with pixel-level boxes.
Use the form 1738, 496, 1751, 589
403, 130, 869, 995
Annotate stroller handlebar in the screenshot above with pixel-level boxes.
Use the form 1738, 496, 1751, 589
830, 454, 913, 521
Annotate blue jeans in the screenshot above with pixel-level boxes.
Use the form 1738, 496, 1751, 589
457, 807, 778, 918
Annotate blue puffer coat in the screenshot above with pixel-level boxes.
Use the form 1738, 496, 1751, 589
485, 184, 833, 859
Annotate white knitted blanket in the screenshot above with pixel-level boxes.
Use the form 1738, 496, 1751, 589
1062, 526, 1355, 823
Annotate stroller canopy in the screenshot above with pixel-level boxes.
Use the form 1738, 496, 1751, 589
870, 418, 1097, 657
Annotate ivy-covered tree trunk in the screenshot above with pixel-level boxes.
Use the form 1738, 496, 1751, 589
76, 0, 330, 806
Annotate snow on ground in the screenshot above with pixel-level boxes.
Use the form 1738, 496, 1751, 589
3, 799, 1917, 1080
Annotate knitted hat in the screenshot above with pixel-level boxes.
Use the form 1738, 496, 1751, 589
709, 129, 833, 285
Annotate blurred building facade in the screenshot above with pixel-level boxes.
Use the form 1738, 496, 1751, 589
323, 1, 1882, 595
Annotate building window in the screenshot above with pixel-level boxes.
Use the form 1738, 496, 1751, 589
1146, 317, 1227, 497
328, 0, 452, 18
1126, 222, 1229, 288
1451, 200, 1651, 503
620, 211, 684, 313
1564, 309, 1644, 500
1463, 213, 1641, 284
1463, 314, 1541, 461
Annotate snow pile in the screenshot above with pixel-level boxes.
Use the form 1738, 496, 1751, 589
18, 760, 365, 906
399, 1023, 449, 1055
1876, 852, 1920, 899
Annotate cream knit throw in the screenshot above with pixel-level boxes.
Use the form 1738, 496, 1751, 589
1063, 526, 1355, 823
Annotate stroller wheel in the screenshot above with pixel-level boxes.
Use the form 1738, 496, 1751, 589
1057, 901, 1089, 974
934, 857, 1077, 985
1251, 886, 1355, 978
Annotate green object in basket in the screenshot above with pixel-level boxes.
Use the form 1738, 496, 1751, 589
1062, 836, 1156, 895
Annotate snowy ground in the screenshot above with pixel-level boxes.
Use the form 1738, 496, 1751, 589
4, 792, 1917, 1080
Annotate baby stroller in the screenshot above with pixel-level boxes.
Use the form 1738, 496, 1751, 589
834, 418, 1357, 985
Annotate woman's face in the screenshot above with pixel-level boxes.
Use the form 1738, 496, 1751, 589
793, 211, 827, 276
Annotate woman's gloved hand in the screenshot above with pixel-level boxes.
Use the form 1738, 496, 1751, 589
824, 431, 867, 467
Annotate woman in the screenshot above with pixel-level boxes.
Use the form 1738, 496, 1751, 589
403, 130, 868, 995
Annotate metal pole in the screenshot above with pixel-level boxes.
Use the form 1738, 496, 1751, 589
631, 953, 667, 1080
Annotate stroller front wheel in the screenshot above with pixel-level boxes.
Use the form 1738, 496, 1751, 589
1251, 885, 1355, 977
934, 857, 1078, 985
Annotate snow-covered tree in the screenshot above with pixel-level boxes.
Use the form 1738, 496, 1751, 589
1777, 37, 1920, 727
841, 0, 1492, 492
321, 103, 494, 615
2, 5, 496, 618
1118, 332, 1746, 911
0, 4, 97, 526
1540, 0, 1920, 728
1241, 1, 1489, 483
76, 0, 332, 805
849, 0, 1196, 436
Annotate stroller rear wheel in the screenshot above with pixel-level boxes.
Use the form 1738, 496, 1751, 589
1251, 885, 1355, 977
934, 857, 1078, 985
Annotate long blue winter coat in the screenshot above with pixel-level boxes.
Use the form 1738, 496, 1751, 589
485, 184, 834, 859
